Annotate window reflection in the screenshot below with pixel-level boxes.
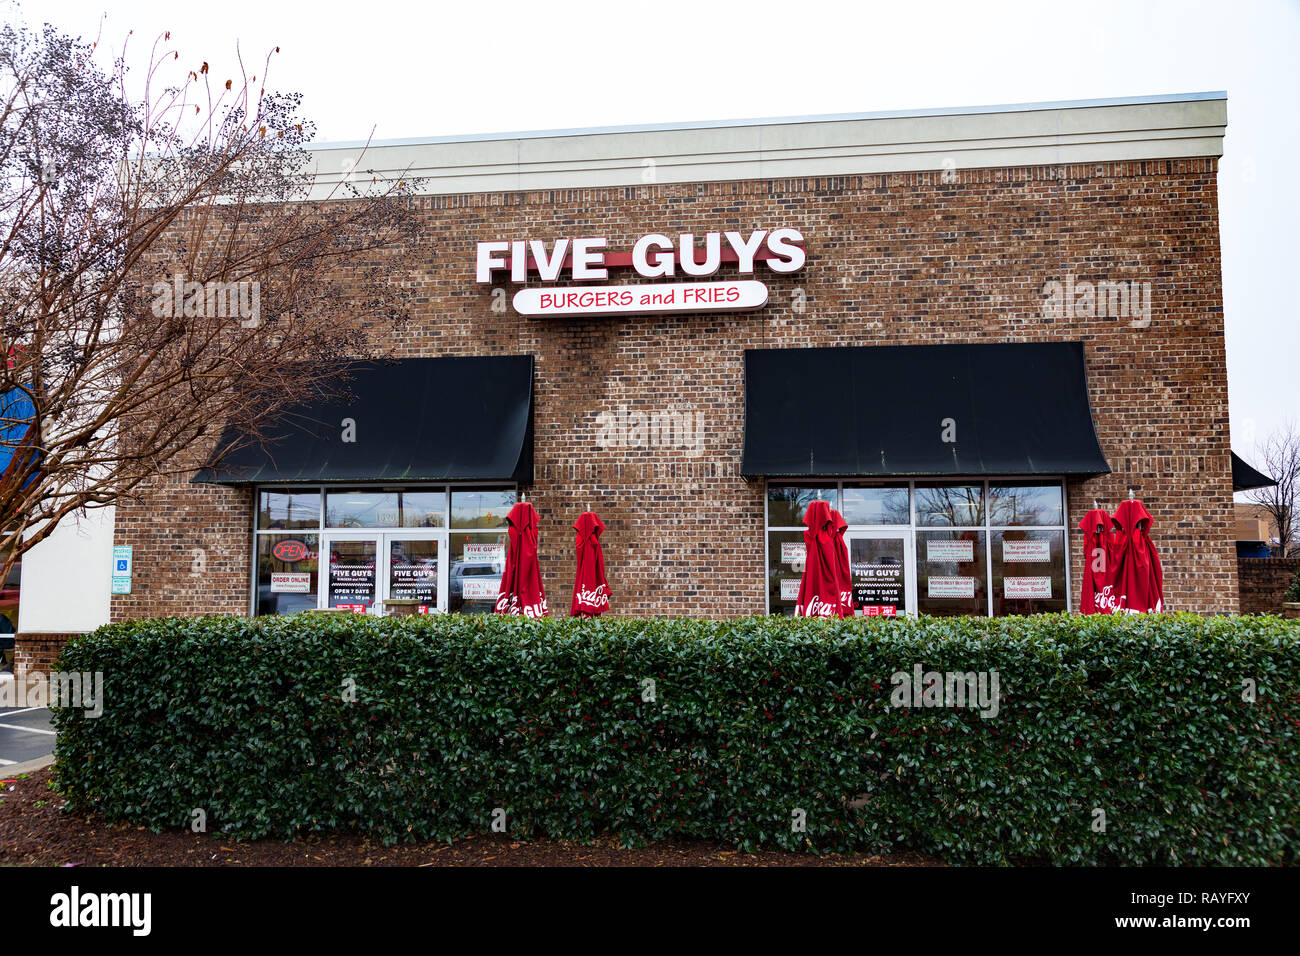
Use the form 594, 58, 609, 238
915, 484, 985, 527
841, 485, 909, 525
988, 483, 1063, 527
451, 490, 516, 529
257, 489, 321, 530
767, 486, 838, 527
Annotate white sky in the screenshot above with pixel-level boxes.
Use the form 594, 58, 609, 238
17, 0, 1300, 469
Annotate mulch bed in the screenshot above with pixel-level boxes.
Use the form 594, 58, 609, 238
0, 767, 941, 867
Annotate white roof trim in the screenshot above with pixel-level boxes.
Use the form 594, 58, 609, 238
305, 93, 1227, 198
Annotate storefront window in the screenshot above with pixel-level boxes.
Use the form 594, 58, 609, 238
254, 484, 514, 616
451, 490, 516, 529
767, 530, 806, 615
988, 482, 1063, 527
764, 478, 1066, 618
398, 491, 447, 528
326, 489, 400, 528
767, 486, 838, 527
255, 533, 320, 615
915, 484, 985, 527
991, 529, 1066, 615
325, 489, 446, 528
917, 529, 987, 616
841, 485, 909, 525
257, 489, 321, 530
449, 531, 508, 614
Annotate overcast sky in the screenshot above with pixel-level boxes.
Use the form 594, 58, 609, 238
19, 0, 1300, 473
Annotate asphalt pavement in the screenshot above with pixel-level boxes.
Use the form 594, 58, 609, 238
0, 694, 55, 766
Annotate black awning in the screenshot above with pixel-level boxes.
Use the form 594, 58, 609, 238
1232, 451, 1274, 492
741, 342, 1110, 478
195, 356, 533, 484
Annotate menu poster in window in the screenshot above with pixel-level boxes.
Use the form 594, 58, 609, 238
780, 542, 806, 565
851, 561, 903, 610
928, 576, 976, 599
330, 559, 375, 606
927, 539, 974, 563
1004, 576, 1052, 599
390, 562, 436, 603
779, 578, 800, 601
1003, 540, 1052, 563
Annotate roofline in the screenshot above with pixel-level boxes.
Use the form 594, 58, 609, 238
306, 91, 1228, 152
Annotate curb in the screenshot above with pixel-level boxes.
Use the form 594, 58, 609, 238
2, 754, 55, 777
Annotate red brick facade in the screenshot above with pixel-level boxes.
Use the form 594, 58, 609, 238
109, 157, 1237, 619
13, 633, 82, 682
1237, 557, 1300, 615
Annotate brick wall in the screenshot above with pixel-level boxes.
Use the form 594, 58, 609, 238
111, 157, 1237, 618
14, 633, 83, 682
1237, 558, 1300, 614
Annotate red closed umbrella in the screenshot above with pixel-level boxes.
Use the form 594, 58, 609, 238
570, 511, 611, 616
1078, 507, 1119, 614
831, 508, 856, 617
795, 500, 845, 618
1109, 498, 1164, 613
494, 501, 548, 618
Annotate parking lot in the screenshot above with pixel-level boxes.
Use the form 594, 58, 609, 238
0, 703, 54, 767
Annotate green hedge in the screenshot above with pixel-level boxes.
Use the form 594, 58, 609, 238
51, 613, 1300, 864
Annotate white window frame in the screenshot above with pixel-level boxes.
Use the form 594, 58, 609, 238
763, 477, 1072, 617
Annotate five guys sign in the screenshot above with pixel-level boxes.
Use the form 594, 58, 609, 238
476, 229, 806, 316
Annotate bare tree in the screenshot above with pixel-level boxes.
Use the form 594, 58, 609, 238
0, 23, 420, 581
1246, 422, 1300, 557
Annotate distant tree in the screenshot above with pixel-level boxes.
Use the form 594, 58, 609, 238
1246, 423, 1300, 558
0, 22, 419, 581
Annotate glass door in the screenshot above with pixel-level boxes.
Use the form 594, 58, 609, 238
322, 535, 379, 613
384, 534, 442, 615
846, 530, 914, 617
322, 532, 445, 614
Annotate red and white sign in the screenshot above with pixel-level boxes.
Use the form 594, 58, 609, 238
1004, 576, 1052, 599
928, 576, 976, 599
477, 229, 806, 283
334, 604, 367, 614
860, 605, 898, 617
270, 572, 311, 593
464, 543, 505, 564
478, 228, 805, 317
462, 577, 499, 601
780, 542, 807, 565
1003, 540, 1052, 563
780, 578, 800, 601
513, 280, 768, 317
927, 539, 974, 563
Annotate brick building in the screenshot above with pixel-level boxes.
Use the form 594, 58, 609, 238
15, 92, 1239, 672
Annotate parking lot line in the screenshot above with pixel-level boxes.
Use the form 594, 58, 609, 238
0, 723, 56, 735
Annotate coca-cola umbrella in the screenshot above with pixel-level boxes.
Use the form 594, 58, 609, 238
1109, 497, 1164, 613
570, 510, 611, 616
494, 500, 549, 618
830, 507, 856, 617
1078, 506, 1119, 614
795, 499, 848, 618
